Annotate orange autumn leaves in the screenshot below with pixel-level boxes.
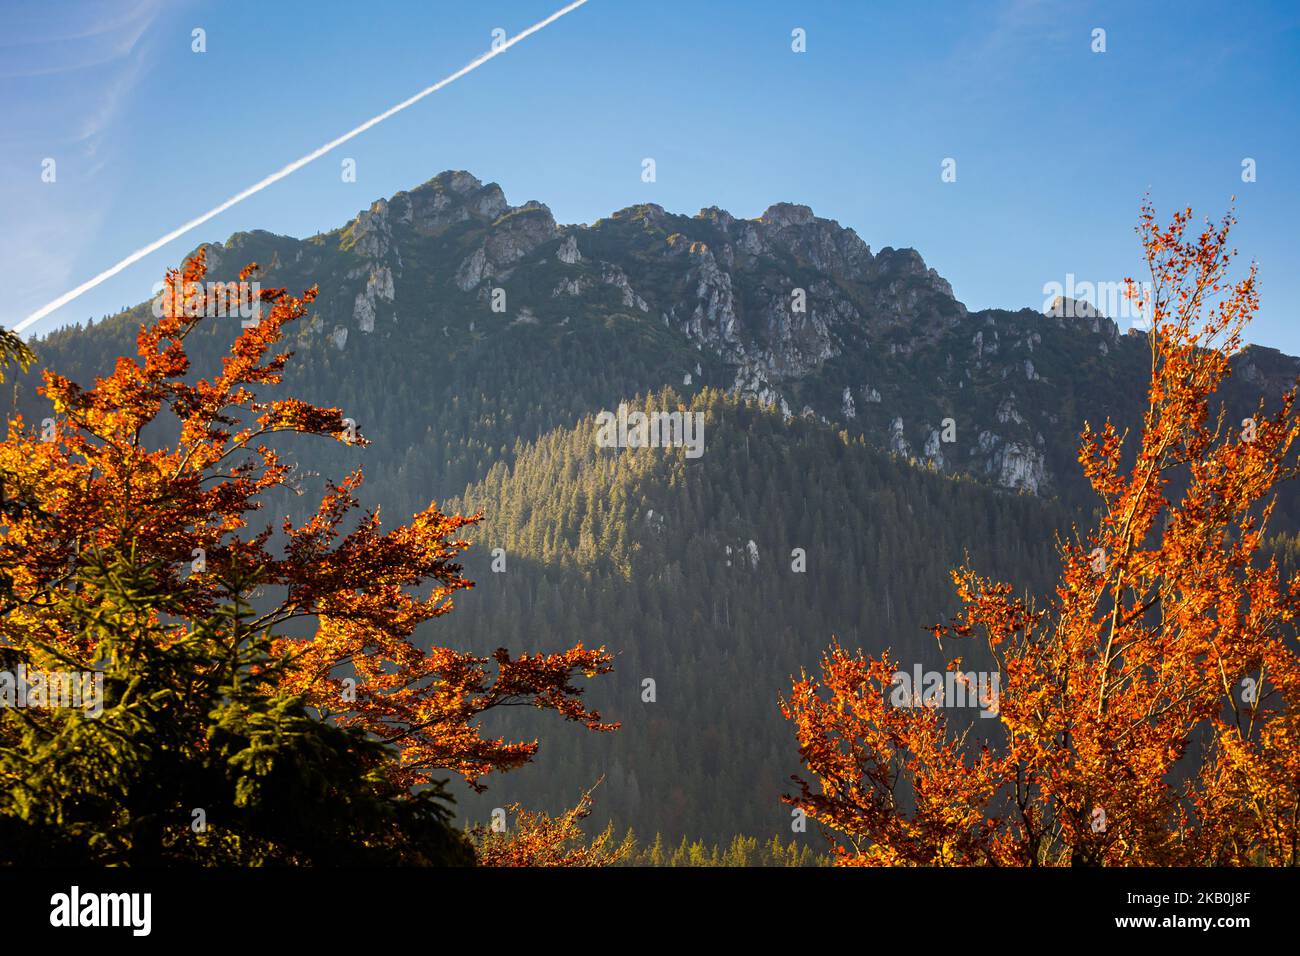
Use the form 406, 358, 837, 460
784, 203, 1300, 866
472, 780, 633, 867
0, 250, 614, 795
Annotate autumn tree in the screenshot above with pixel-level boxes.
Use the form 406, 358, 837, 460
470, 779, 634, 866
783, 203, 1300, 866
0, 252, 614, 863
0, 326, 36, 580
0, 551, 476, 864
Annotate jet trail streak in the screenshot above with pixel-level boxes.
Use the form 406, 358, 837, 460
13, 0, 590, 333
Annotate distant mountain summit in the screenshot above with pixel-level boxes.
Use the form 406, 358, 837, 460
32, 169, 1300, 506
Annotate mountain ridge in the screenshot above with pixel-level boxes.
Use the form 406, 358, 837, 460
24, 168, 1300, 510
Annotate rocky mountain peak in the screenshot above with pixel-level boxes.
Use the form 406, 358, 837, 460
385, 171, 510, 236
607, 203, 670, 226
759, 202, 816, 227
874, 246, 927, 275
1044, 295, 1102, 319
1043, 296, 1120, 343
695, 206, 735, 228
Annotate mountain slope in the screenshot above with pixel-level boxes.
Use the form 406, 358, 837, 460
440, 389, 1070, 840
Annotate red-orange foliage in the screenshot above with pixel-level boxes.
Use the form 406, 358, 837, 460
471, 779, 633, 867
0, 251, 615, 793
783, 203, 1300, 865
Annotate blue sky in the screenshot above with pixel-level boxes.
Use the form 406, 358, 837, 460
3, 0, 1298, 349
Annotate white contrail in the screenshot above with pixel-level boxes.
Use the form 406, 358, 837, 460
13, 0, 590, 334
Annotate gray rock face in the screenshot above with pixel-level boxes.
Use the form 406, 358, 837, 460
652, 201, 965, 382
485, 202, 559, 265
682, 243, 741, 351
1045, 295, 1100, 319
452, 202, 560, 291
343, 172, 560, 300
760, 203, 816, 228
455, 247, 489, 291
557, 234, 581, 264
889, 417, 911, 458
923, 428, 944, 470
990, 441, 1046, 494
348, 199, 393, 259
353, 292, 375, 332
552, 275, 588, 298
352, 265, 394, 332
666, 239, 859, 383
1044, 296, 1121, 343
601, 264, 649, 312
752, 203, 873, 280
841, 386, 856, 420
732, 361, 792, 420
391, 170, 509, 236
